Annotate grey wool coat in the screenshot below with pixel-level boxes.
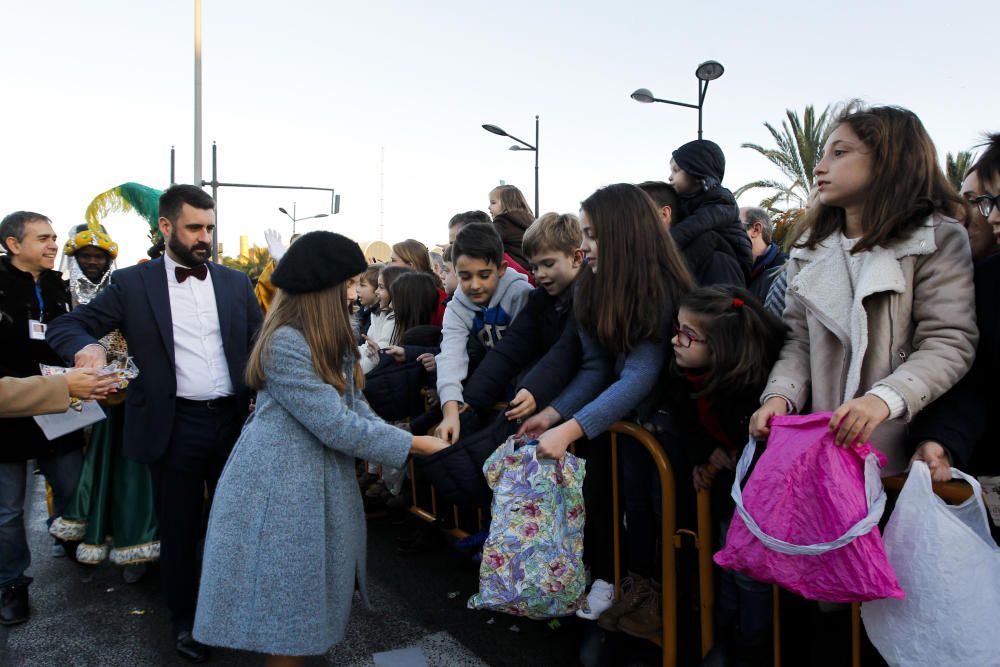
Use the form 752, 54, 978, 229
193, 326, 412, 656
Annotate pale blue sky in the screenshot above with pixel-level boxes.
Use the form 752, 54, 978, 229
2, 0, 997, 264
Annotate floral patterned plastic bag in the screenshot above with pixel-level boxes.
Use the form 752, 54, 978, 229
468, 435, 587, 619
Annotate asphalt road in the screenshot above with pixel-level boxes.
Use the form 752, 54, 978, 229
0, 471, 654, 667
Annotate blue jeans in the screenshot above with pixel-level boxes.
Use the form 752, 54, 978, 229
0, 450, 84, 587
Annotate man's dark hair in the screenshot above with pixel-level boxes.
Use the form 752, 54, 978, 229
974, 133, 1000, 188
159, 184, 216, 224
452, 222, 503, 267
637, 181, 680, 213
0, 211, 51, 253
448, 210, 492, 229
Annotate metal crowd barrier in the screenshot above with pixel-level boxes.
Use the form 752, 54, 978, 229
391, 417, 979, 667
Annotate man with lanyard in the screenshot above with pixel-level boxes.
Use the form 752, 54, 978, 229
0, 211, 84, 626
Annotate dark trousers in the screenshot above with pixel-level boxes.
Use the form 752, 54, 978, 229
150, 399, 242, 634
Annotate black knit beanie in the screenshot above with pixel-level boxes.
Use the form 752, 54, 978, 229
271, 231, 368, 294
672, 139, 726, 187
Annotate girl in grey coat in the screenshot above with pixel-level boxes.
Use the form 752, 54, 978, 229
193, 232, 448, 664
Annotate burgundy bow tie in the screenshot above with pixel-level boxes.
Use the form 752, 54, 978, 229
175, 264, 208, 283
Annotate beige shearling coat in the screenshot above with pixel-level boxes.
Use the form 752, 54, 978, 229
764, 215, 978, 473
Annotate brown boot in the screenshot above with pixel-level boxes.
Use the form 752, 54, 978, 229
596, 574, 652, 632
618, 578, 662, 643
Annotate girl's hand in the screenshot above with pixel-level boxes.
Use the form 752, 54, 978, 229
829, 395, 889, 447
749, 396, 788, 438
362, 335, 380, 360
518, 406, 561, 437
383, 345, 406, 363
411, 435, 451, 456
708, 448, 735, 471
534, 419, 583, 460
692, 464, 718, 492
416, 353, 436, 373
65, 368, 119, 401
505, 389, 536, 421
910, 441, 953, 482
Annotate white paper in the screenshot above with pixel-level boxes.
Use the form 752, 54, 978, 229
33, 401, 106, 440
979, 476, 1000, 527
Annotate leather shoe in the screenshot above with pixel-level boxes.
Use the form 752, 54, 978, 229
0, 585, 29, 625
176, 631, 210, 663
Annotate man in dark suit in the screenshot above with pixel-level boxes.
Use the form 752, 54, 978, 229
47, 185, 263, 662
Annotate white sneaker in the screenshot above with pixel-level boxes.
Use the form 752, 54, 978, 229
576, 579, 614, 620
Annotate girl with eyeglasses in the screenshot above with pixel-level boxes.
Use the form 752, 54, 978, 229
660, 285, 787, 663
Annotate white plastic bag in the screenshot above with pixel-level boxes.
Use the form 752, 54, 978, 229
862, 461, 1000, 666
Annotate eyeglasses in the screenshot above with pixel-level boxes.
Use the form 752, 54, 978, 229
968, 194, 1000, 218
672, 322, 707, 348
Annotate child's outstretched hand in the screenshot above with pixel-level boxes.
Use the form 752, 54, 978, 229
692, 464, 718, 492
505, 389, 536, 421
435, 413, 461, 444
518, 406, 560, 437
383, 345, 406, 363
416, 353, 436, 373
910, 441, 953, 482
362, 335, 380, 360
749, 396, 788, 438
829, 395, 889, 447
708, 448, 736, 471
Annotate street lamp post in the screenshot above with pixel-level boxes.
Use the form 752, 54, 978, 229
631, 60, 725, 140
482, 115, 539, 215
278, 203, 329, 235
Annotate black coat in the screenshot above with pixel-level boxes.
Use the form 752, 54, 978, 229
492, 210, 534, 269
363, 325, 441, 422
463, 287, 572, 412
46, 258, 263, 464
906, 254, 1000, 472
0, 256, 82, 462
671, 186, 753, 287
517, 316, 588, 412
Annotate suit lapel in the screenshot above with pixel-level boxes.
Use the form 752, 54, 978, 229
208, 262, 233, 356
141, 258, 175, 367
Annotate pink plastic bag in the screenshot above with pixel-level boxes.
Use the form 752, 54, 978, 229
714, 413, 904, 602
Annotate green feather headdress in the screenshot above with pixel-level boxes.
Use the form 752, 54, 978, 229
85, 182, 163, 243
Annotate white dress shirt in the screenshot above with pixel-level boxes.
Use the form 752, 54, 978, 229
164, 253, 234, 400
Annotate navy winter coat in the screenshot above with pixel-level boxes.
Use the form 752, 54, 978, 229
463, 287, 573, 412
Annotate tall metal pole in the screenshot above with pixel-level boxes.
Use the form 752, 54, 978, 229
211, 142, 218, 260
533, 115, 540, 215
170, 146, 176, 186
697, 79, 707, 140
194, 0, 203, 188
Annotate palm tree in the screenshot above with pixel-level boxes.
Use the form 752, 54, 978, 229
735, 105, 834, 212
946, 150, 974, 191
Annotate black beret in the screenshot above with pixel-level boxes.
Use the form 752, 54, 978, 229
271, 231, 368, 294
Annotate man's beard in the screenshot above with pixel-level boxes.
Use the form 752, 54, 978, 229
169, 231, 211, 267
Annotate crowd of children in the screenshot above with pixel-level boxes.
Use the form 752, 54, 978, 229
339, 104, 996, 667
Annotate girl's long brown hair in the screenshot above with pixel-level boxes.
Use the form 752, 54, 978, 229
574, 183, 694, 353
390, 272, 439, 344
246, 282, 362, 394
791, 102, 964, 253
671, 285, 787, 400
392, 239, 443, 288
